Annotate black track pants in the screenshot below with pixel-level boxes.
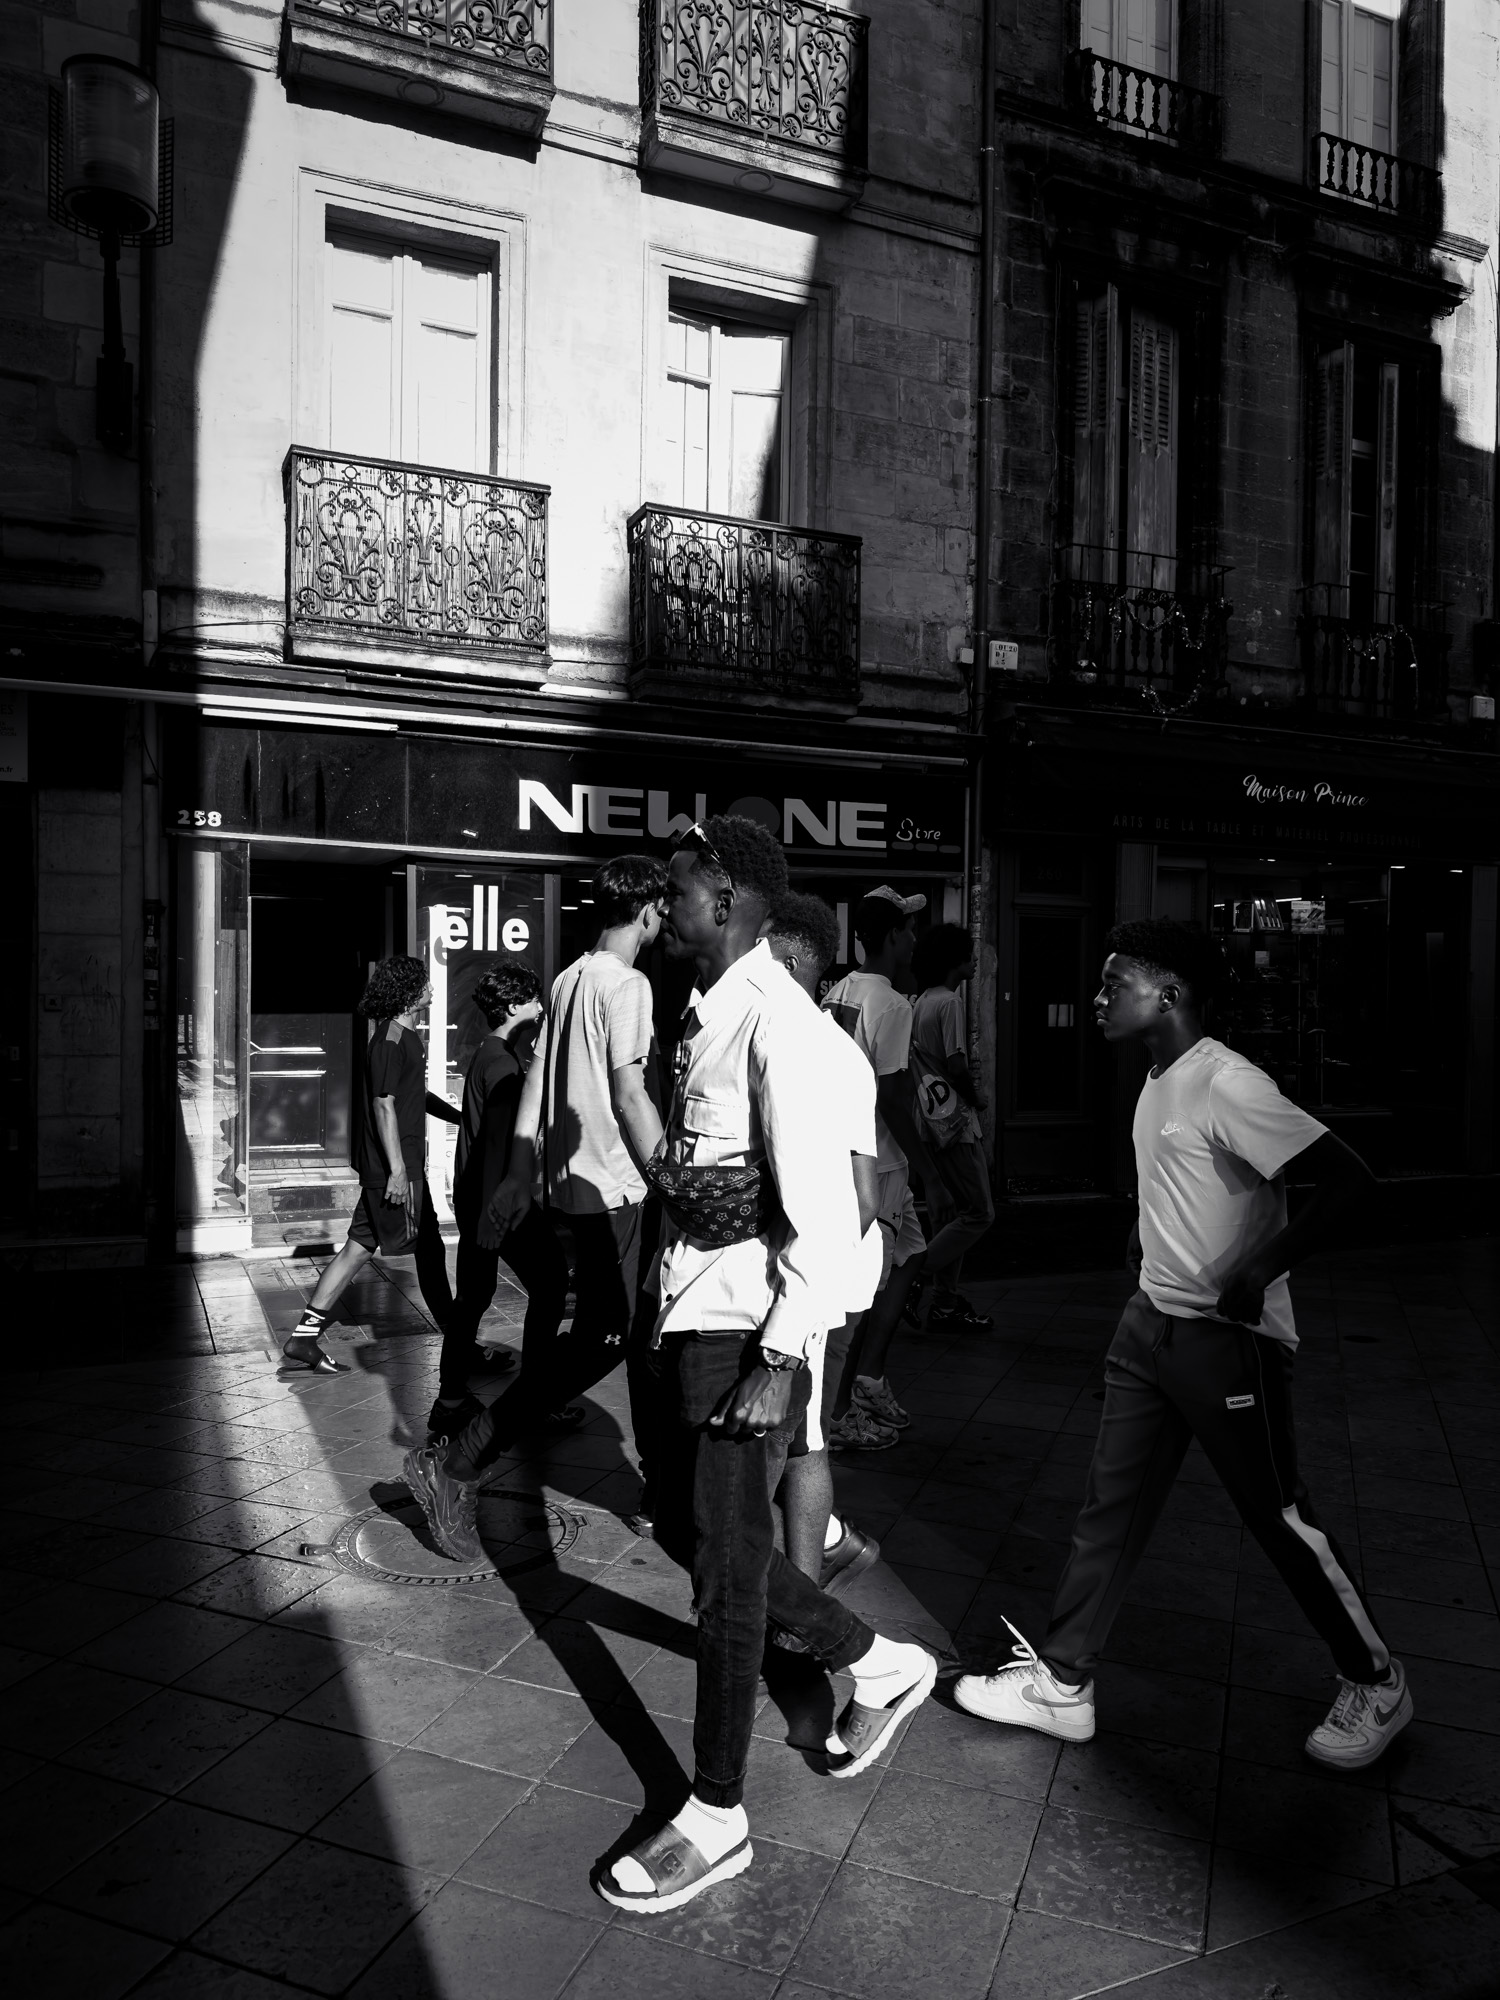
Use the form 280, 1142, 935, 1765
1041, 1291, 1388, 1685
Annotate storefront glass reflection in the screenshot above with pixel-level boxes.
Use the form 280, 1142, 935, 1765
414, 866, 546, 1215
174, 840, 250, 1249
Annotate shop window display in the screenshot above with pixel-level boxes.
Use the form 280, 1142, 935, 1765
1206, 859, 1468, 1174
414, 867, 546, 1217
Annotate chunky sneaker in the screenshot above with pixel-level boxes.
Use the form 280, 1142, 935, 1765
402, 1443, 483, 1563
820, 1519, 881, 1593
852, 1376, 910, 1429
827, 1408, 898, 1453
929, 1297, 994, 1332
1304, 1658, 1413, 1771
953, 1618, 1096, 1742
426, 1393, 484, 1442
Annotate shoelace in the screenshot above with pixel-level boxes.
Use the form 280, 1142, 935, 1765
1323, 1676, 1369, 1733
995, 1616, 1043, 1678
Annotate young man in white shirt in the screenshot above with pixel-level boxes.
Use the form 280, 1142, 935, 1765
764, 893, 884, 1597
956, 919, 1411, 1773
403, 855, 666, 1526
597, 818, 936, 1914
909, 922, 995, 1331
821, 889, 955, 1444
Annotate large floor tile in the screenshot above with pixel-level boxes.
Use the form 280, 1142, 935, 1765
562, 1925, 777, 1998
1050, 1735, 1218, 1843
313, 1745, 530, 1876
409, 1671, 598, 1778
1385, 1718, 1500, 1815
289, 1649, 479, 1745
0, 1902, 170, 2000
1214, 1757, 1394, 1884
193, 1834, 436, 1994
62, 1683, 269, 1795
347, 1878, 602, 2000
19, 1579, 154, 1656
52, 1798, 294, 1939
790, 1858, 1008, 1998
0, 1762, 162, 1893
542, 1701, 695, 1810
846, 1768, 1040, 1899
456, 1779, 636, 1919
183, 1714, 400, 1831
382, 1592, 534, 1673
174, 1619, 353, 1713
72, 1597, 250, 1683
892, 1693, 1061, 1799
0, 1657, 157, 1755
1206, 1846, 1386, 1949
986, 1909, 1191, 1999
1018, 1805, 1209, 1951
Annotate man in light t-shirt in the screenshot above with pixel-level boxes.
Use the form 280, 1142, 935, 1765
821, 889, 954, 1445
956, 918, 1411, 1776
404, 855, 667, 1520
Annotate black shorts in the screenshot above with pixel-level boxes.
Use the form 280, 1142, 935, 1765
346, 1178, 432, 1257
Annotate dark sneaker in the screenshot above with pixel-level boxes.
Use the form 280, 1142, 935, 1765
403, 1443, 483, 1562
820, 1520, 881, 1594
1305, 1659, 1413, 1770
426, 1394, 484, 1441
470, 1347, 518, 1382
929, 1298, 993, 1332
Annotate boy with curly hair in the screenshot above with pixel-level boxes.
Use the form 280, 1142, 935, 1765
283, 954, 459, 1375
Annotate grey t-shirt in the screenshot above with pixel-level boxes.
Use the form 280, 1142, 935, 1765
541, 951, 654, 1214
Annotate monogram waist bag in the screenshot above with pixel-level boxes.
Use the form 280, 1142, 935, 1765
641, 1154, 782, 1248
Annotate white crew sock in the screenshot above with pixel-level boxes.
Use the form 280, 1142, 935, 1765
610, 1795, 747, 1895
823, 1515, 844, 1554
848, 1630, 922, 1693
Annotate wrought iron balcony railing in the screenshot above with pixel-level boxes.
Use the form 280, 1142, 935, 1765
1050, 546, 1232, 707
284, 0, 554, 138
1297, 586, 1450, 721
1067, 49, 1219, 154
627, 504, 859, 705
286, 448, 549, 665
1313, 135, 1440, 229
639, 0, 868, 210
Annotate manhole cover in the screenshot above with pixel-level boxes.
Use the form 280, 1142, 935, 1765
325, 1489, 583, 1587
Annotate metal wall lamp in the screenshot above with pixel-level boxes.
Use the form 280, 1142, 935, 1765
48, 55, 174, 454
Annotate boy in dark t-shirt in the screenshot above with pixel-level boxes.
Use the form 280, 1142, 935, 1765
283, 955, 459, 1375
431, 962, 568, 1440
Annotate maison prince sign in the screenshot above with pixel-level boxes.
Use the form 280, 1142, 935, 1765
1242, 773, 1369, 810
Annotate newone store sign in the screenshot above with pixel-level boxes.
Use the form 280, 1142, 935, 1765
171, 719, 966, 867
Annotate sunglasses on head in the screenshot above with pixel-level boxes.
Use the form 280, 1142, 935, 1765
674, 821, 730, 880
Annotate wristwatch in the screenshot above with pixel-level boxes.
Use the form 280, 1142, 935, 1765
756, 1346, 803, 1374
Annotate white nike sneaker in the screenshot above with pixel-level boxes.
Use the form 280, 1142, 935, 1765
1304, 1658, 1413, 1771
953, 1618, 1095, 1742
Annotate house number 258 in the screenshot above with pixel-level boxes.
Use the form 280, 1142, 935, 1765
177, 809, 223, 827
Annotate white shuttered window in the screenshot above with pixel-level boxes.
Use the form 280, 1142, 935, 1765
1072, 287, 1179, 588
327, 234, 491, 473
1320, 0, 1397, 152
664, 312, 789, 521
1080, 0, 1175, 76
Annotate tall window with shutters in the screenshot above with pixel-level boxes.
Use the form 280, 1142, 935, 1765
326, 231, 493, 474
1320, 0, 1397, 157
1072, 285, 1180, 588
1312, 341, 1401, 626
1080, 0, 1176, 80
663, 312, 790, 522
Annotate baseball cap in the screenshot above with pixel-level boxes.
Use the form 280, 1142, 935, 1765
862, 885, 928, 915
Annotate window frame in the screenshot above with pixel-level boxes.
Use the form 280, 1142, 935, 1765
1318, 0, 1400, 154
663, 307, 793, 523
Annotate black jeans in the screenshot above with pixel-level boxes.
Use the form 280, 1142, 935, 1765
446, 1202, 646, 1482
438, 1205, 570, 1400
655, 1330, 874, 1808
1042, 1290, 1389, 1684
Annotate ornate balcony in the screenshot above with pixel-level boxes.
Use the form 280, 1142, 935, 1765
627, 504, 860, 708
1313, 135, 1440, 230
1298, 586, 1450, 722
639, 0, 868, 212
1049, 547, 1232, 710
1066, 50, 1219, 155
285, 448, 549, 673
283, 0, 554, 138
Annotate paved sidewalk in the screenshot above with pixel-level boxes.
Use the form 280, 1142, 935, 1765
2, 1240, 1499, 1998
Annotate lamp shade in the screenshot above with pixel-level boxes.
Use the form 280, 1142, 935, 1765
59, 55, 159, 236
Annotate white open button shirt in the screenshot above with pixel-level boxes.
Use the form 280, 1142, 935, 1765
654, 940, 856, 1359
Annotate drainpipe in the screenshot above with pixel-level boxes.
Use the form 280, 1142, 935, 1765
968, 0, 997, 1168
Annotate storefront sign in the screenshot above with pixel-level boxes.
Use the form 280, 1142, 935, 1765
171, 720, 965, 866
1242, 773, 1368, 810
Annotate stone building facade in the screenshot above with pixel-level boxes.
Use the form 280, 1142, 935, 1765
3, 0, 987, 1261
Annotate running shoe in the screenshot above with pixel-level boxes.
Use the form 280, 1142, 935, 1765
403, 1443, 483, 1563
470, 1347, 518, 1381
929, 1298, 994, 1332
426, 1393, 484, 1441
1304, 1658, 1412, 1770
852, 1375, 910, 1429
953, 1618, 1095, 1742
827, 1408, 899, 1453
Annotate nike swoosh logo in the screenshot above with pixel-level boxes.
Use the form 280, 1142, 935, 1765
1023, 1684, 1085, 1710
1373, 1699, 1405, 1726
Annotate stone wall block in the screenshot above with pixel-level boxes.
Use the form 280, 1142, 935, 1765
38, 872, 121, 935
39, 806, 122, 875
851, 318, 942, 383
37, 1055, 122, 1119
37, 1113, 121, 1186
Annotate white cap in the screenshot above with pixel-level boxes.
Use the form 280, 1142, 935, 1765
862, 885, 927, 915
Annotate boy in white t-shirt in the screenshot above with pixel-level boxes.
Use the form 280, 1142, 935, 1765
765, 895, 885, 1603
956, 919, 1412, 1774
